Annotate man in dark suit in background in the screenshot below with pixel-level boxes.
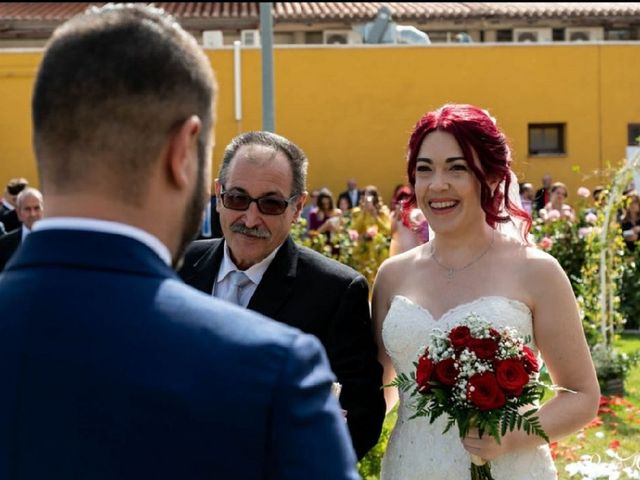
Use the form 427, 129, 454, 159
534, 174, 553, 214
337, 178, 362, 210
0, 5, 359, 480
179, 131, 386, 459
0, 177, 29, 233
0, 187, 44, 271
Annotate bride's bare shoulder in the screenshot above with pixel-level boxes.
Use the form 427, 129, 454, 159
501, 235, 566, 278
375, 244, 427, 288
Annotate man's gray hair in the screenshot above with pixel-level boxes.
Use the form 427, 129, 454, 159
218, 131, 308, 197
16, 187, 44, 208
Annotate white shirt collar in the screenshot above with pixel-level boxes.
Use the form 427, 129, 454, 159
2, 198, 14, 211
33, 217, 172, 266
217, 239, 282, 286
21, 224, 31, 241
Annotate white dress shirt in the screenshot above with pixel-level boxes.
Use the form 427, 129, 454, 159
21, 224, 32, 241
33, 217, 172, 266
213, 241, 282, 308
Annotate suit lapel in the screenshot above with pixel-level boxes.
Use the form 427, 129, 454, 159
185, 240, 224, 294
247, 236, 298, 320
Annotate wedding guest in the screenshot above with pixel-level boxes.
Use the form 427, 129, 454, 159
619, 191, 640, 251
338, 178, 362, 210
534, 174, 552, 213
0, 5, 359, 479
519, 182, 535, 217
0, 177, 29, 232
309, 188, 342, 237
389, 185, 428, 257
539, 182, 575, 223
0, 187, 44, 271
179, 131, 386, 460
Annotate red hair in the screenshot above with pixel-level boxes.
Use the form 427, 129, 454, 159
406, 104, 531, 241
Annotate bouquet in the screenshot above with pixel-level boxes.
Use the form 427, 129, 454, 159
389, 312, 550, 480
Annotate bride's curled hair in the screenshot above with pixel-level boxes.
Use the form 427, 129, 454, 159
406, 104, 531, 241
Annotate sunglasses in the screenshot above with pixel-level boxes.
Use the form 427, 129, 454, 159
220, 188, 297, 215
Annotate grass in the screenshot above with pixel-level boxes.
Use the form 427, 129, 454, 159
358, 333, 640, 480
552, 332, 640, 479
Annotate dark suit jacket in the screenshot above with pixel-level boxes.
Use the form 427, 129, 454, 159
534, 187, 550, 213
0, 229, 359, 480
0, 228, 21, 272
179, 236, 386, 459
0, 208, 20, 233
338, 189, 362, 210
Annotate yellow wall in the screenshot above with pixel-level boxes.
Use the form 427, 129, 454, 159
1, 43, 639, 206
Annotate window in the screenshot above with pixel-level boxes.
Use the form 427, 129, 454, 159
528, 123, 566, 155
629, 124, 640, 146
496, 29, 512, 42
552, 28, 565, 41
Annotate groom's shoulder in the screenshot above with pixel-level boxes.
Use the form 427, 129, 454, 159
162, 277, 316, 353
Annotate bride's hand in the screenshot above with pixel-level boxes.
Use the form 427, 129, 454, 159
461, 428, 528, 461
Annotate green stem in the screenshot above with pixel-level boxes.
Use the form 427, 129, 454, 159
470, 462, 494, 480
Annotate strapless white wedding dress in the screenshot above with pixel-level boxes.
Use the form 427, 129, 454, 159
380, 295, 557, 480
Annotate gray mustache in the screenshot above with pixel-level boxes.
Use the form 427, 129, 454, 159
231, 223, 271, 239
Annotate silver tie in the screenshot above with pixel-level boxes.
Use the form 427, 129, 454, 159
227, 270, 252, 306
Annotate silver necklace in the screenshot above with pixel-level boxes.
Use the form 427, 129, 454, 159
431, 231, 495, 282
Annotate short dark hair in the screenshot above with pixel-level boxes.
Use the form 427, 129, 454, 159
6, 177, 29, 196
218, 131, 308, 197
32, 4, 216, 202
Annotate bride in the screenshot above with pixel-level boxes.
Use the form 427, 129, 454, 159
372, 104, 600, 479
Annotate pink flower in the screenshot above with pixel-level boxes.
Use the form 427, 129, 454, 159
347, 229, 359, 242
547, 209, 561, 221
585, 212, 597, 224
366, 225, 379, 238
578, 227, 593, 239
539, 237, 554, 250
577, 187, 591, 198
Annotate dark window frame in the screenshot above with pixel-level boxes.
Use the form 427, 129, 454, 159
628, 123, 640, 146
528, 123, 566, 156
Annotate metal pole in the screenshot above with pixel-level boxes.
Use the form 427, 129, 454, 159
233, 40, 242, 123
259, 2, 275, 132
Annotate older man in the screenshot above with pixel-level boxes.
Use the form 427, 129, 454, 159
0, 177, 29, 232
0, 187, 44, 271
0, 5, 358, 480
179, 131, 386, 459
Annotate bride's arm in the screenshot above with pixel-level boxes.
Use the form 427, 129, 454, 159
372, 259, 399, 414
463, 251, 600, 460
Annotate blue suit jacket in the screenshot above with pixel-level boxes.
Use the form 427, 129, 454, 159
0, 229, 359, 480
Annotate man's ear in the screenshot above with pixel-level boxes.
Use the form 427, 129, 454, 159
167, 115, 202, 190
214, 179, 223, 212
292, 191, 308, 221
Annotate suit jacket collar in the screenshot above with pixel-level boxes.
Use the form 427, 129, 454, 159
185, 238, 225, 293
7, 229, 177, 279
185, 236, 299, 318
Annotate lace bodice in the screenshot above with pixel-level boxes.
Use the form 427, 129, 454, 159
380, 295, 557, 480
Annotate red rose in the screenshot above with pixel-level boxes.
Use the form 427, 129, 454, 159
434, 358, 458, 386
495, 359, 530, 396
468, 337, 499, 360
416, 353, 434, 394
521, 346, 540, 373
467, 373, 506, 410
449, 326, 471, 349
489, 328, 501, 339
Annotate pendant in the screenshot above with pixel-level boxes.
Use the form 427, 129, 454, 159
446, 268, 455, 281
